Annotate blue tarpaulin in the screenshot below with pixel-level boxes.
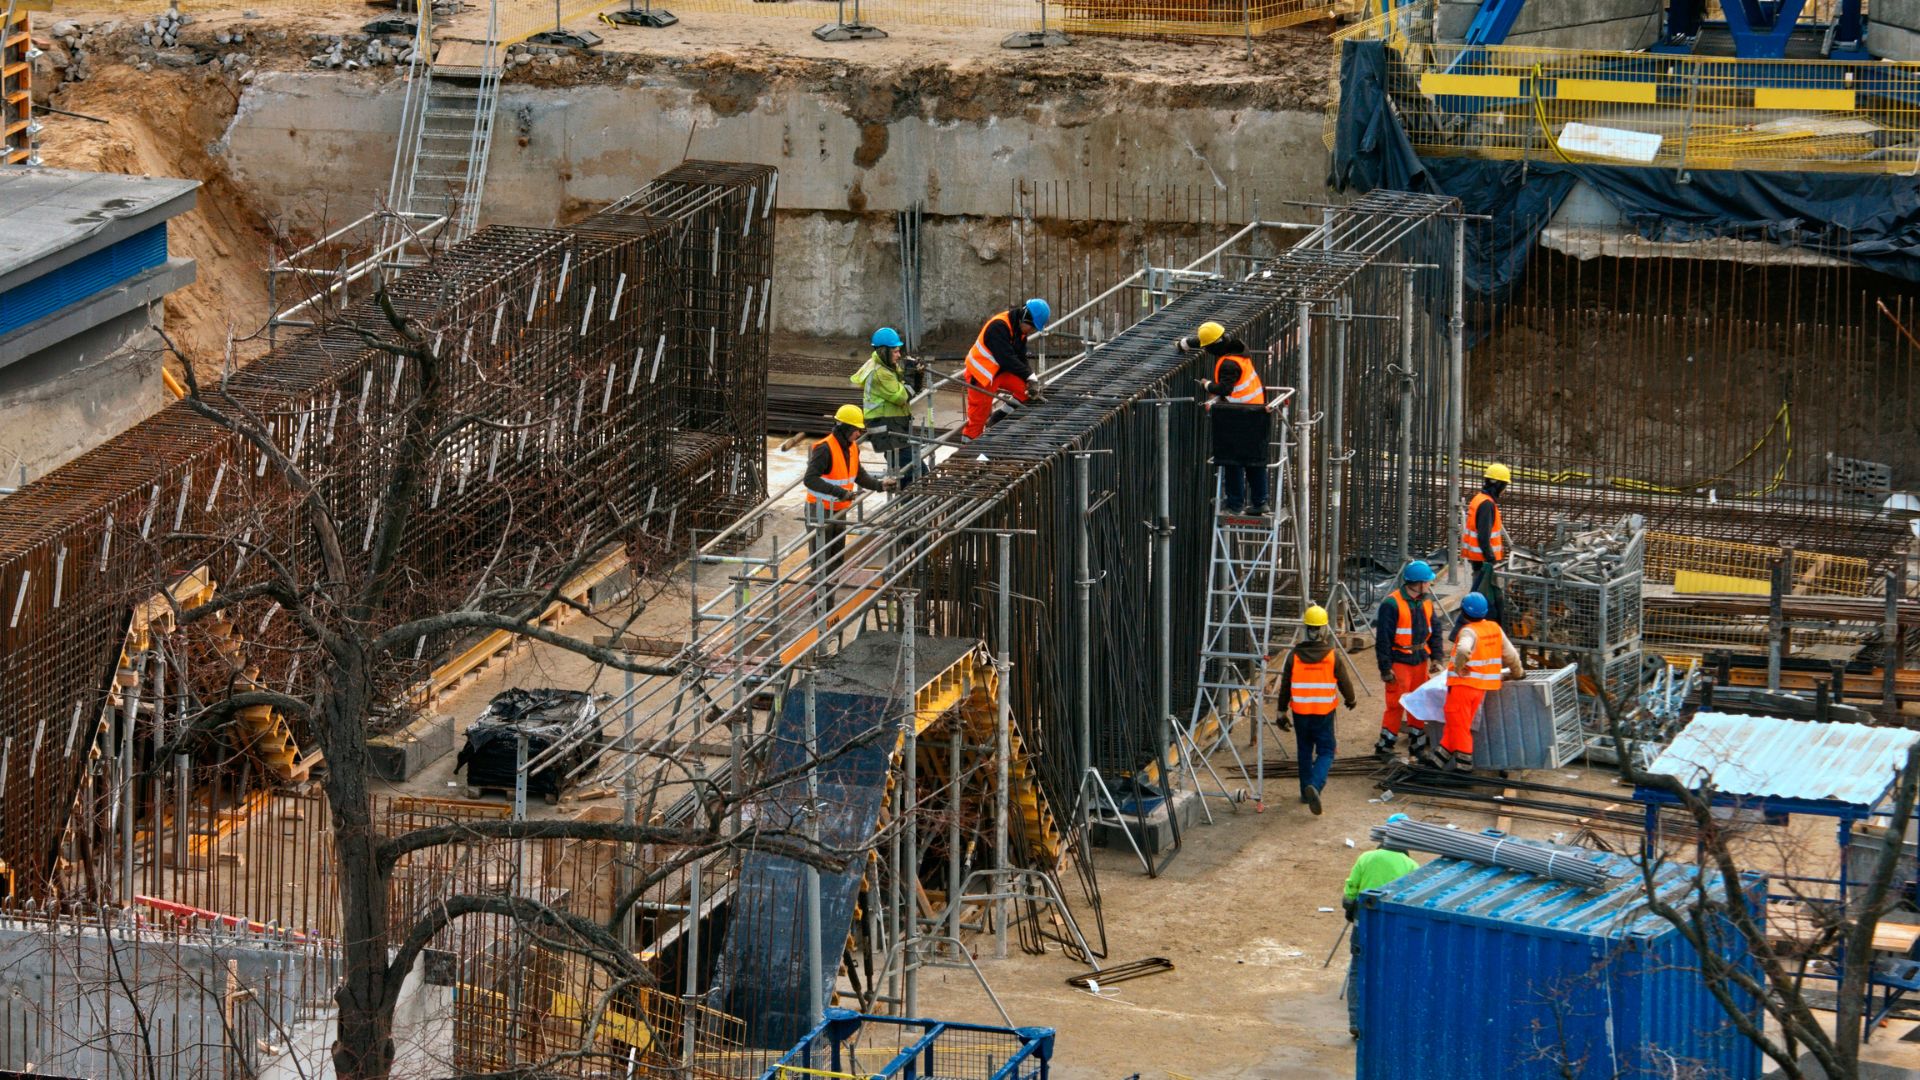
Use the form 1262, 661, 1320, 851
1330, 38, 1920, 302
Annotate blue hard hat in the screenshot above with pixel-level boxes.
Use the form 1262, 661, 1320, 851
871, 327, 903, 349
1024, 297, 1051, 331
1403, 559, 1435, 583
1462, 591, 1490, 619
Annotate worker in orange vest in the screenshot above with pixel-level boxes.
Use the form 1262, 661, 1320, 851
960, 298, 1050, 440
1183, 320, 1271, 515
804, 404, 896, 574
1462, 462, 1511, 626
1438, 591, 1524, 773
1274, 604, 1357, 815
1372, 560, 1448, 761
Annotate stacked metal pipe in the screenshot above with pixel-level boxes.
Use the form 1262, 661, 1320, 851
1370, 817, 1615, 890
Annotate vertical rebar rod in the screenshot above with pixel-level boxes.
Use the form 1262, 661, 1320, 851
174, 752, 189, 875
994, 531, 1012, 958
683, 864, 701, 1062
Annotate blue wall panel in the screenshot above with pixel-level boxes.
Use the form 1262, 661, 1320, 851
0, 224, 169, 337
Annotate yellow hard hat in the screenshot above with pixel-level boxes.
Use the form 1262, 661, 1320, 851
1303, 604, 1329, 628
835, 404, 866, 429
1485, 462, 1512, 484
1195, 321, 1225, 348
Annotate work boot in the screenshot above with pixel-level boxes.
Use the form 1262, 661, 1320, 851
1372, 730, 1399, 761
1305, 784, 1323, 816
1249, 502, 1270, 516
1408, 724, 1432, 762
1450, 752, 1475, 774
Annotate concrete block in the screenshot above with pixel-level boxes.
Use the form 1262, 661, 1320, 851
367, 712, 456, 781
1090, 789, 1200, 856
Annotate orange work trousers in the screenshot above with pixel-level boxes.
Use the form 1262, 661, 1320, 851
961, 372, 1029, 440
1380, 662, 1426, 735
1441, 683, 1487, 756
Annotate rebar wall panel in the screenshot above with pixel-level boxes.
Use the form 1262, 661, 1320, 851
0, 163, 777, 895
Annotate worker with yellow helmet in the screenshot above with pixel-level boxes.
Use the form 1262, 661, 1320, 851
1461, 462, 1512, 626
804, 404, 897, 572
1273, 604, 1358, 815
1181, 319, 1272, 516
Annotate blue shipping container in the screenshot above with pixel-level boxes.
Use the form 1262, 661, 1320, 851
1354, 845, 1764, 1080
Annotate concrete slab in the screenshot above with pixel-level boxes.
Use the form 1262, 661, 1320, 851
0, 167, 198, 292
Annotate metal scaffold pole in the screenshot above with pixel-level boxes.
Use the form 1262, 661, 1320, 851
803, 670, 824, 1028
902, 589, 920, 1017
1151, 402, 1181, 875
1447, 215, 1466, 586
1396, 266, 1417, 570
994, 531, 1013, 958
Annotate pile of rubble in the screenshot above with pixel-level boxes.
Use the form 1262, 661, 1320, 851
137, 6, 187, 49
309, 32, 433, 69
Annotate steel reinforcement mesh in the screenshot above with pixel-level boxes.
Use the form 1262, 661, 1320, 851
0, 163, 778, 895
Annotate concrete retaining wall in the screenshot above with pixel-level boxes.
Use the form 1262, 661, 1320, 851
0, 306, 168, 483
1869, 0, 1920, 59
218, 69, 1329, 341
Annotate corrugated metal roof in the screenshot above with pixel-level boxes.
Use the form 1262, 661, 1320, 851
1371, 847, 1720, 940
1646, 712, 1920, 808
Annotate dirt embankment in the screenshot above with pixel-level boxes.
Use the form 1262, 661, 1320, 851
35, 56, 278, 377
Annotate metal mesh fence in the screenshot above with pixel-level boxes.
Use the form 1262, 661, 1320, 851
1334, 14, 1920, 175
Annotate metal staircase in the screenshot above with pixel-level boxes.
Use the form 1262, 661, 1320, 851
1181, 388, 1304, 815
382, 3, 503, 253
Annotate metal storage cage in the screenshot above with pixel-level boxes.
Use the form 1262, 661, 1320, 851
1353, 849, 1765, 1080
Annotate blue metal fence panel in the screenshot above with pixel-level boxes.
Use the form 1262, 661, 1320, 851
0, 224, 169, 338
1354, 851, 1763, 1080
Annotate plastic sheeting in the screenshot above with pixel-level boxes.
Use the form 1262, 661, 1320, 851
1331, 38, 1920, 304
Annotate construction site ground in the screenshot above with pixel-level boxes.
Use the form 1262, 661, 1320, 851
375, 432, 1920, 1078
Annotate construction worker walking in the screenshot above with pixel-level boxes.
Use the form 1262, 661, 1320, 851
1274, 604, 1357, 815
960, 298, 1050, 440
1372, 560, 1448, 761
804, 405, 896, 575
1182, 320, 1271, 515
1462, 462, 1511, 625
1341, 825, 1421, 1041
1438, 590, 1524, 773
851, 327, 923, 485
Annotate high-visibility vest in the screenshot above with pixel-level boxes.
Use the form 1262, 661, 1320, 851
964, 311, 1017, 389
1448, 619, 1507, 691
1460, 492, 1506, 563
807, 433, 859, 513
1289, 652, 1340, 716
1213, 354, 1265, 407
1389, 589, 1435, 657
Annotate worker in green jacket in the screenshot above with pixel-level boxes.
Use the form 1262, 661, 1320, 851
851, 327, 923, 485
1342, 824, 1421, 1041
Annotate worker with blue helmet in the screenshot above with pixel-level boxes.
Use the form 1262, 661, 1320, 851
1372, 559, 1450, 762
959, 298, 1051, 440
851, 326, 923, 485
1437, 590, 1525, 773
